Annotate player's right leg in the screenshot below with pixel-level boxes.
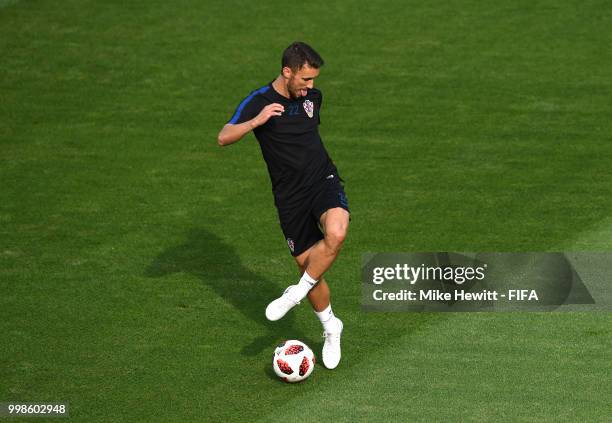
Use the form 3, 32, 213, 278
293, 251, 329, 312
266, 179, 350, 322
266, 207, 349, 316
265, 203, 323, 321
264, 244, 319, 322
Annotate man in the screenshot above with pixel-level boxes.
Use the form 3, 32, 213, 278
217, 42, 350, 369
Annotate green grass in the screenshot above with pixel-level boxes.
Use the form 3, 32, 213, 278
1, 0, 611, 421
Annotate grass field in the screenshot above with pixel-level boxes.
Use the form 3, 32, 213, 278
1, 0, 611, 421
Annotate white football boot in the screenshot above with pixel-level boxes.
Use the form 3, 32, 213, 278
265, 285, 301, 321
322, 318, 343, 369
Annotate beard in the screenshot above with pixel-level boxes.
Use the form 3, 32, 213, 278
288, 81, 307, 99
288, 87, 301, 99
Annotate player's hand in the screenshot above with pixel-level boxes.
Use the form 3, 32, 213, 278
252, 103, 284, 128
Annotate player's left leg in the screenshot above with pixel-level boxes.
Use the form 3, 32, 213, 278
303, 207, 349, 281
311, 209, 348, 369
294, 252, 344, 369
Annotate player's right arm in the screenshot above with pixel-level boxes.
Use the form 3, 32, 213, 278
217, 103, 285, 146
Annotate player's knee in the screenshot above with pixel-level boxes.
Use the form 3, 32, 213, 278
325, 226, 347, 252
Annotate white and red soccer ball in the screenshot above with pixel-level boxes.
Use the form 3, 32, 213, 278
272, 340, 315, 383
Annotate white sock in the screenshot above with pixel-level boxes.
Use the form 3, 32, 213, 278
288, 271, 318, 302
300, 271, 318, 288
315, 304, 339, 333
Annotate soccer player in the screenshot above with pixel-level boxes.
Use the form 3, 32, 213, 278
217, 42, 350, 369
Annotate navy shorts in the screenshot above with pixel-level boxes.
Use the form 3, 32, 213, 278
277, 177, 350, 257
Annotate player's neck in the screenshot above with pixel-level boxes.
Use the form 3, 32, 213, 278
272, 76, 290, 99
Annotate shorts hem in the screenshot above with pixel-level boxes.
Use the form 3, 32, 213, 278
313, 204, 350, 222
289, 235, 322, 257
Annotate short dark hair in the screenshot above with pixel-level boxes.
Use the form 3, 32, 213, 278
282, 42, 324, 71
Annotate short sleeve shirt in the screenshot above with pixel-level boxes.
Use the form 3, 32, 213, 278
227, 83, 337, 209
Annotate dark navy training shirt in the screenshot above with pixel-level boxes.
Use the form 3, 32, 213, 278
227, 82, 338, 209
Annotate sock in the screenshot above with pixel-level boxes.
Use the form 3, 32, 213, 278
300, 271, 318, 288
288, 271, 318, 302
315, 304, 339, 333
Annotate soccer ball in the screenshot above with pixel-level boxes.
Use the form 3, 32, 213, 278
272, 340, 315, 383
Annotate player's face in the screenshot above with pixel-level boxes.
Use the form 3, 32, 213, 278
286, 64, 319, 99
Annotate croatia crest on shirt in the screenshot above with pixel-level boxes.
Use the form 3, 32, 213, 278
303, 100, 314, 118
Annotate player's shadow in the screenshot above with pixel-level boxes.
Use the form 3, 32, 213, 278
145, 228, 304, 356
